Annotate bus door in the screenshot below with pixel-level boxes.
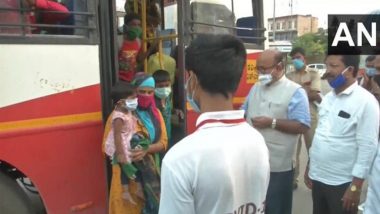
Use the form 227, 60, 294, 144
177, 0, 266, 134
109, 0, 265, 146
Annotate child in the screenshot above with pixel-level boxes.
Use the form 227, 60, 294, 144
118, 13, 143, 82
103, 82, 143, 204
152, 70, 173, 143
118, 13, 158, 82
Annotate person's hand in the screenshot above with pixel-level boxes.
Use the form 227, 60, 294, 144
342, 186, 360, 212
116, 153, 128, 164
304, 167, 313, 189
174, 109, 184, 120
361, 73, 370, 89
251, 116, 272, 129
130, 147, 148, 162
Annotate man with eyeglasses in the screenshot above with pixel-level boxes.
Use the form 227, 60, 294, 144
242, 49, 311, 214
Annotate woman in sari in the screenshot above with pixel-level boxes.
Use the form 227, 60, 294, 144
107, 74, 168, 214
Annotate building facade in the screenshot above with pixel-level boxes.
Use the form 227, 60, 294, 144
268, 14, 318, 41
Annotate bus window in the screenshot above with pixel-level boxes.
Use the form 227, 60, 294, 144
235, 0, 265, 46
0, 0, 97, 43
0, 0, 27, 35
59, 0, 89, 36
190, 0, 235, 35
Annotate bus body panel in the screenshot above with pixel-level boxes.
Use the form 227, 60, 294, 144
0, 45, 100, 109
0, 44, 107, 213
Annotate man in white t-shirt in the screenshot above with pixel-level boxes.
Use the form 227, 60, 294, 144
159, 34, 270, 214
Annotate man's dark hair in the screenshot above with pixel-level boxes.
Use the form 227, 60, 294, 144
153, 69, 170, 83
366, 55, 376, 63
340, 55, 360, 77
289, 47, 306, 57
110, 82, 136, 101
185, 34, 246, 98
124, 13, 140, 25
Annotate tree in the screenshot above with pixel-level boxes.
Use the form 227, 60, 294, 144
292, 31, 327, 61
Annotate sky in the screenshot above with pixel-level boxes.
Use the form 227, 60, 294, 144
260, 0, 379, 28
115, 0, 379, 29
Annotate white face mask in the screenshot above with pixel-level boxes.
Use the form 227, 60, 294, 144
258, 63, 279, 85
154, 87, 172, 99
124, 98, 138, 111
258, 73, 273, 85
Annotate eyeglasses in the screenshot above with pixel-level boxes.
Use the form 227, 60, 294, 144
257, 62, 281, 74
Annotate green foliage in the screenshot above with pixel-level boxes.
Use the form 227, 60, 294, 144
292, 30, 327, 58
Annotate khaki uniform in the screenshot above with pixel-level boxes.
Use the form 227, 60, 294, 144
286, 68, 321, 185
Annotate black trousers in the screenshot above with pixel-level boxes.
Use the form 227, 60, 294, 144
265, 169, 294, 214
311, 180, 357, 214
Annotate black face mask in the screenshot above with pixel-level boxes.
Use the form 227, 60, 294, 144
374, 75, 380, 86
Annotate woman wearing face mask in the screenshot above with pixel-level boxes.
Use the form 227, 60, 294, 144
107, 74, 168, 214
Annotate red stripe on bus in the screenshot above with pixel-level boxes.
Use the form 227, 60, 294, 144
0, 84, 102, 123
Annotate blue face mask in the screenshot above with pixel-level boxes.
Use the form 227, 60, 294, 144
293, 59, 305, 71
185, 75, 201, 113
366, 68, 377, 77
328, 67, 349, 89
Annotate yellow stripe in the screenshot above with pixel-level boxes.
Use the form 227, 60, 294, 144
0, 112, 102, 133
233, 97, 245, 104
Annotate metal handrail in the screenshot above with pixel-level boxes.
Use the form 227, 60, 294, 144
0, 7, 95, 16
144, 34, 178, 41
191, 20, 266, 32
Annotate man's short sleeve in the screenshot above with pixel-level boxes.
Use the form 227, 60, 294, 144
287, 88, 311, 127
241, 85, 257, 112
308, 69, 321, 92
159, 161, 195, 214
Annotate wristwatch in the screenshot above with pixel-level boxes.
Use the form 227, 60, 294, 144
271, 118, 277, 129
350, 184, 360, 192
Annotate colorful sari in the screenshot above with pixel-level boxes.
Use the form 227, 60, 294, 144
104, 111, 167, 214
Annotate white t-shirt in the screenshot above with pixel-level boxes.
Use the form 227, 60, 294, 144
159, 110, 270, 214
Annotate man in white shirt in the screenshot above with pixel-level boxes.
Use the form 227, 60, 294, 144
364, 55, 380, 214
242, 49, 311, 214
305, 54, 379, 214
159, 34, 270, 214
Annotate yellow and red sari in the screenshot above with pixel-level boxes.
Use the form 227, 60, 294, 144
102, 111, 167, 214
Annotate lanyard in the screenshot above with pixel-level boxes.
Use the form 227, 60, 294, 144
195, 118, 246, 130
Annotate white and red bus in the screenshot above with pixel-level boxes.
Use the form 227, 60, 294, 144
0, 0, 265, 213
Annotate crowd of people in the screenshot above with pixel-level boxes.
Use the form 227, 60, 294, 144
101, 9, 380, 214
